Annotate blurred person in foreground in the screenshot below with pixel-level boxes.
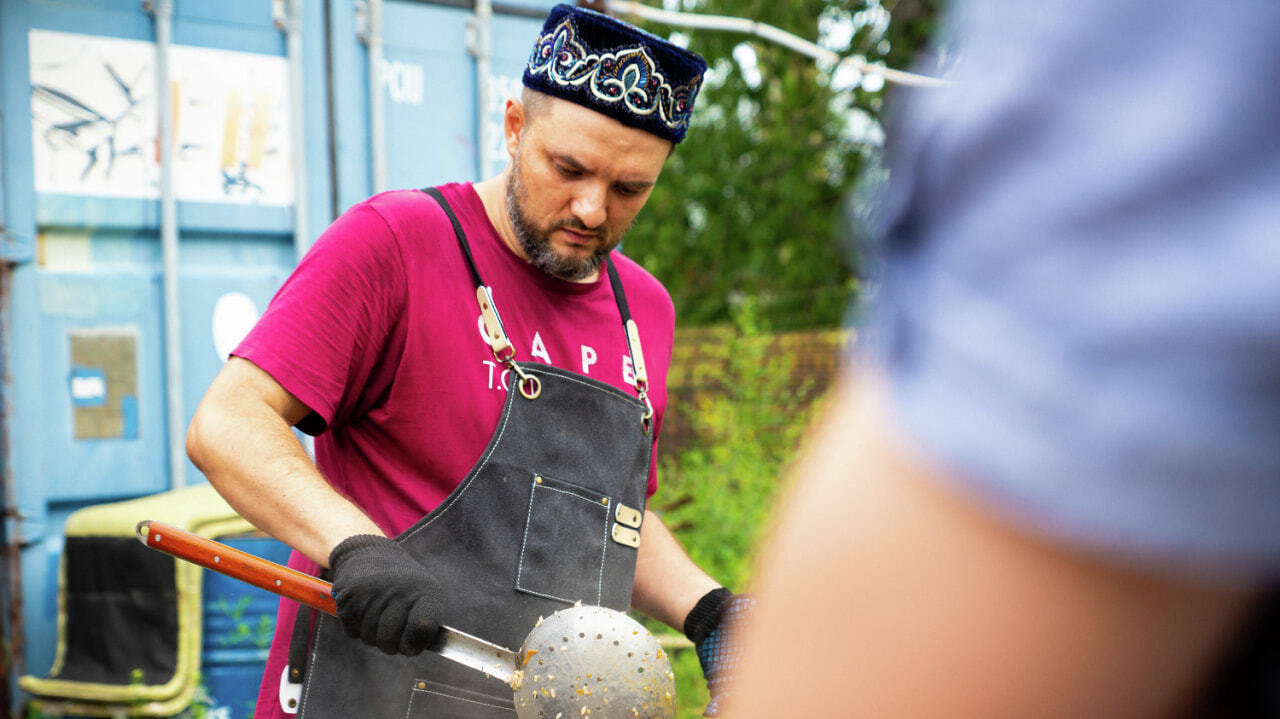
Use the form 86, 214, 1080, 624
186, 5, 748, 717
727, 1, 1280, 716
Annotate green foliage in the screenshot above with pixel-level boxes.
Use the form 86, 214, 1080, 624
656, 301, 817, 587
649, 301, 828, 717
625, 0, 922, 331
215, 595, 275, 649
174, 678, 215, 719
626, 7, 945, 710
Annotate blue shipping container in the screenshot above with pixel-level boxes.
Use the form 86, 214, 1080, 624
0, 0, 558, 714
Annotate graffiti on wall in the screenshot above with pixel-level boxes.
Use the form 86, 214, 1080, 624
29, 29, 293, 205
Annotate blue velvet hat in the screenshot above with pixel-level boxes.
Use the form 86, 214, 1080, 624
523, 4, 708, 143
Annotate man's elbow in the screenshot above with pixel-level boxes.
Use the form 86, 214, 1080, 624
185, 398, 221, 475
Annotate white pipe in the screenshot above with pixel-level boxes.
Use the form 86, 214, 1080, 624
473, 0, 494, 178
366, 0, 387, 194
284, 0, 311, 259
607, 0, 948, 88
149, 0, 185, 489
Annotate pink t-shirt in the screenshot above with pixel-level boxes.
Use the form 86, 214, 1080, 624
235, 183, 674, 717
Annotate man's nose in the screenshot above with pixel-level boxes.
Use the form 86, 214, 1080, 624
570, 184, 608, 230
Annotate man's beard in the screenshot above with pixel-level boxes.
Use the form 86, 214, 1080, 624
504, 157, 624, 281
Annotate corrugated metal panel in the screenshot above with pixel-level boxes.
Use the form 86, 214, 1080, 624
383, 1, 478, 189
4, 0, 329, 695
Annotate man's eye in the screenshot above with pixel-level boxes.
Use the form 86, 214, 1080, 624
615, 185, 641, 197
556, 164, 582, 178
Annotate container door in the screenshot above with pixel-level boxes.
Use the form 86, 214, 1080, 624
1, 0, 330, 692
327, 0, 557, 206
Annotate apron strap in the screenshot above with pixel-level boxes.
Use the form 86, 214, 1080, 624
421, 187, 532, 395
286, 605, 313, 683
421, 186, 485, 288
605, 257, 654, 431
420, 186, 651, 422
279, 604, 315, 713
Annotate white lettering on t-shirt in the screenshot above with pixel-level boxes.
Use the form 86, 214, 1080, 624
482, 360, 511, 392
530, 331, 552, 364
581, 345, 598, 375
622, 356, 636, 387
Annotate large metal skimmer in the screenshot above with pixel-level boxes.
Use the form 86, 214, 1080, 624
136, 520, 674, 719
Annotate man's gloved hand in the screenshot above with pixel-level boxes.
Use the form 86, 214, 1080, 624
684, 588, 756, 717
328, 534, 444, 656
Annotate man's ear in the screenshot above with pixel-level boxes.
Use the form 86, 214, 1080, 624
504, 98, 526, 159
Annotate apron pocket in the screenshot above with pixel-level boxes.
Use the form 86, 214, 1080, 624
406, 679, 514, 718
516, 473, 611, 605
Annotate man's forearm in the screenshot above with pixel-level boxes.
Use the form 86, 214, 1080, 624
187, 358, 383, 567
631, 510, 721, 630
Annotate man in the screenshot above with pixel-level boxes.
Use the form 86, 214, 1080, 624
727, 1, 1280, 716
186, 5, 744, 717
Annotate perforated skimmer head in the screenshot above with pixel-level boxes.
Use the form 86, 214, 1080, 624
513, 605, 675, 719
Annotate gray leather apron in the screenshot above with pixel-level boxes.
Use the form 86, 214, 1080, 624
290, 188, 656, 718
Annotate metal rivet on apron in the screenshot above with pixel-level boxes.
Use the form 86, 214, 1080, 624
417, 682, 426, 690
611, 524, 641, 548
601, 497, 609, 506
614, 503, 642, 529
535, 476, 543, 484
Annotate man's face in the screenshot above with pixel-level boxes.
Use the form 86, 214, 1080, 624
504, 96, 672, 281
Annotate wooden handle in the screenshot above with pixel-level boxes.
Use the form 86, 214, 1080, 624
136, 519, 337, 616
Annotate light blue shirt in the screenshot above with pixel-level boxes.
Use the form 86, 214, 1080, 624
869, 0, 1280, 581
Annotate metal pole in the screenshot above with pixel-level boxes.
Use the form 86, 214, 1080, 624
365, 0, 387, 194
605, 0, 948, 88
0, 15, 28, 711
149, 0, 186, 489
473, 0, 494, 178
284, 0, 311, 259
1, 270, 22, 719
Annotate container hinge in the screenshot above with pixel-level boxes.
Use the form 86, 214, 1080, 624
0, 224, 35, 264
3, 508, 37, 550
272, 0, 287, 30
465, 17, 479, 57
355, 0, 370, 44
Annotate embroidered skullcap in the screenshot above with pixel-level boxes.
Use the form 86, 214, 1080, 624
523, 3, 708, 143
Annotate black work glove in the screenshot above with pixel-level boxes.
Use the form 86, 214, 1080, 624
328, 535, 444, 656
684, 588, 756, 717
